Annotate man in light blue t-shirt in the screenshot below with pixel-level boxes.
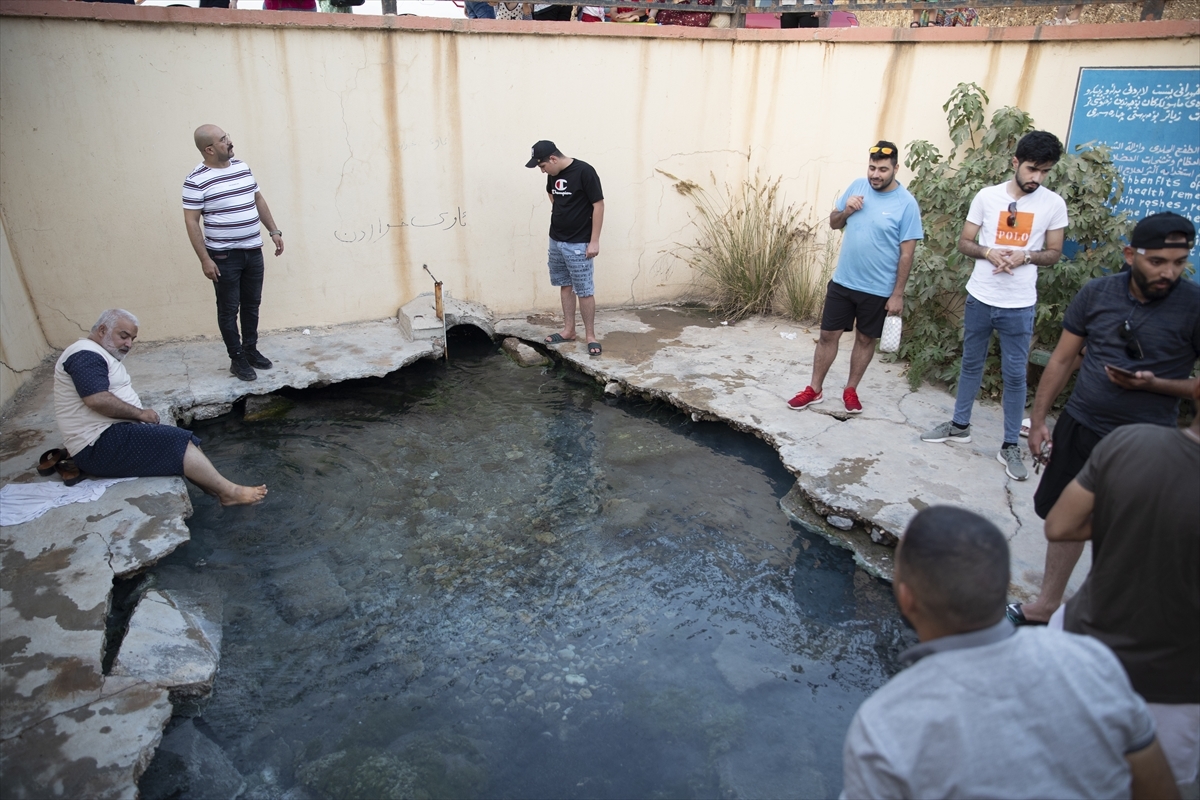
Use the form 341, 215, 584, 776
787, 141, 923, 414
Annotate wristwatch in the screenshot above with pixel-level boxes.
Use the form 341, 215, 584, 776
1023, 251, 1032, 265
269, 229, 282, 237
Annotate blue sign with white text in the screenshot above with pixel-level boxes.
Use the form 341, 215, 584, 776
1066, 67, 1200, 267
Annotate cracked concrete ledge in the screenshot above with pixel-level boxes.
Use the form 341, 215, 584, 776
0, 316, 443, 799
494, 306, 1090, 599
0, 305, 1086, 797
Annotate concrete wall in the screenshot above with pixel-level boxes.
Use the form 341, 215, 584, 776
1, 4, 1197, 353
0, 211, 52, 408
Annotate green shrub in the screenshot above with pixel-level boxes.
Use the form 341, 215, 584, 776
900, 83, 1131, 400
666, 171, 820, 322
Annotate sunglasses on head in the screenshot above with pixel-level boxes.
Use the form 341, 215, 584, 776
1007, 202, 1018, 228
1118, 318, 1144, 360
869, 146, 895, 155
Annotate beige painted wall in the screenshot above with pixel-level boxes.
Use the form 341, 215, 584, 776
0, 211, 52, 408
1, 12, 1197, 355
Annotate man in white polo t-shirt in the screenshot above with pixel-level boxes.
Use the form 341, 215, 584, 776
183, 124, 286, 382
922, 130, 1069, 482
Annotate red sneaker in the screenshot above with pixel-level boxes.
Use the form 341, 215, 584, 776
843, 387, 863, 414
787, 386, 824, 410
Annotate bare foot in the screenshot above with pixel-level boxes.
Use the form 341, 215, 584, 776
219, 484, 268, 506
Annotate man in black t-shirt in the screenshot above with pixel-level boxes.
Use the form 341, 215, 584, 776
526, 140, 605, 356
1008, 212, 1200, 628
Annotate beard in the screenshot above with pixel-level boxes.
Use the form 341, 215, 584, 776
1131, 264, 1179, 300
102, 341, 128, 361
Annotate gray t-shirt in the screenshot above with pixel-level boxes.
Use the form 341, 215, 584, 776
1065, 424, 1200, 704
841, 623, 1155, 799
1063, 271, 1200, 436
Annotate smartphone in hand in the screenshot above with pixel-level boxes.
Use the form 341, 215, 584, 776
1105, 364, 1137, 379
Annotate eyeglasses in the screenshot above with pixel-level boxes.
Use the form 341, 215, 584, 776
1118, 318, 1144, 360
1007, 202, 1018, 228
869, 146, 895, 155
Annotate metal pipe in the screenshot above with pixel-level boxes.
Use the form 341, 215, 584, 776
423, 264, 449, 362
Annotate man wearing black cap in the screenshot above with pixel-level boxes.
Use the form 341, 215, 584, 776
1007, 211, 1200, 627
526, 140, 605, 356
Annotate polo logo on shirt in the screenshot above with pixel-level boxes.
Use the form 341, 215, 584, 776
995, 211, 1034, 247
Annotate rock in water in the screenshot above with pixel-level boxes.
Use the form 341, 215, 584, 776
244, 394, 294, 422
269, 559, 350, 628
501, 338, 550, 368
141, 719, 245, 800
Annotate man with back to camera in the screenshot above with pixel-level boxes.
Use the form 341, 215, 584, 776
921, 130, 1069, 482
526, 140, 605, 356
1042, 377, 1200, 788
1006, 212, 1200, 627
183, 124, 285, 383
840, 505, 1179, 799
786, 140, 923, 415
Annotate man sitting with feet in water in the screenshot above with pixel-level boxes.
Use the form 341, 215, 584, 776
53, 309, 268, 506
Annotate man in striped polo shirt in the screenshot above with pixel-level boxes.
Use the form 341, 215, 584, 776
183, 124, 285, 381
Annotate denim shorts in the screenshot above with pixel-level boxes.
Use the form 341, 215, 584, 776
547, 238, 595, 298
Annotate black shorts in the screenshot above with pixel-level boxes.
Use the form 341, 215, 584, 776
72, 423, 201, 478
820, 281, 889, 339
1032, 410, 1104, 519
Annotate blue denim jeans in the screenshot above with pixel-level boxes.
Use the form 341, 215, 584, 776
208, 247, 264, 358
952, 294, 1035, 444
464, 1, 496, 18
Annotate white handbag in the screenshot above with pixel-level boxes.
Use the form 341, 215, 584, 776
880, 315, 902, 353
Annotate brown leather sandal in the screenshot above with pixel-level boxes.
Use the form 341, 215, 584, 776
55, 458, 85, 487
36, 448, 69, 476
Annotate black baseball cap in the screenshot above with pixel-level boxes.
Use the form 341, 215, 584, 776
525, 140, 557, 168
1130, 212, 1195, 250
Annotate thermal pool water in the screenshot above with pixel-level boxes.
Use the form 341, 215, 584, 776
138, 328, 911, 800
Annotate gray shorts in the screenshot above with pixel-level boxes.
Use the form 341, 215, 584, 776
547, 238, 595, 297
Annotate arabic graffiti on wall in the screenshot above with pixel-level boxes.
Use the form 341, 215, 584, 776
335, 207, 466, 243
1067, 68, 1200, 264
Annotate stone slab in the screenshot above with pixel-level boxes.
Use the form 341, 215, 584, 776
125, 319, 441, 423
0, 682, 172, 800
110, 590, 221, 697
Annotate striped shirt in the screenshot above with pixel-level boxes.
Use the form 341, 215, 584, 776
182, 160, 263, 250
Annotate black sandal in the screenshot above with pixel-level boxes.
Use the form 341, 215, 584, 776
55, 458, 86, 487
36, 448, 69, 476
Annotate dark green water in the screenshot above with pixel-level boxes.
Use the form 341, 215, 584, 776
140, 328, 910, 800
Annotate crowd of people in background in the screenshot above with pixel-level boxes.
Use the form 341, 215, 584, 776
71, 0, 1178, 27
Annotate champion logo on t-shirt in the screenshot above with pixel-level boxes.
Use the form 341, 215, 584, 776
995, 210, 1034, 247
554, 179, 569, 194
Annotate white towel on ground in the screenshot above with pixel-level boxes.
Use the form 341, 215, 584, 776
0, 478, 137, 526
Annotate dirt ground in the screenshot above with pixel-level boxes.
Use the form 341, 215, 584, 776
853, 0, 1199, 27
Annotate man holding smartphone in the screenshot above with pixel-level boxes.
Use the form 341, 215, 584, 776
1008, 211, 1200, 626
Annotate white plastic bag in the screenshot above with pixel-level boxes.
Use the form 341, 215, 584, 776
880, 315, 902, 353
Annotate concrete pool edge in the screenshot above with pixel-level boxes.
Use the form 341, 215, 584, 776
0, 305, 1080, 797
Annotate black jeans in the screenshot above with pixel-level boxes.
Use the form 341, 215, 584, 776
209, 247, 264, 358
